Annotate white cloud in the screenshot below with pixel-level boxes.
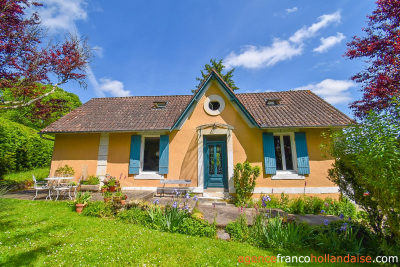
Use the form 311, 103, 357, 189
98, 78, 130, 97
286, 7, 298, 13
224, 11, 341, 69
313, 32, 345, 53
225, 40, 303, 69
38, 0, 88, 32
293, 79, 355, 104
289, 11, 341, 43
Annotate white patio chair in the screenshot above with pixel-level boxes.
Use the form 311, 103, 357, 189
69, 176, 82, 197
32, 174, 49, 200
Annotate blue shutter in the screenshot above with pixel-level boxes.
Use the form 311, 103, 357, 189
129, 135, 141, 174
263, 132, 276, 175
295, 132, 310, 175
159, 135, 169, 174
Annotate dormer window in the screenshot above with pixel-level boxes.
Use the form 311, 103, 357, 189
265, 98, 280, 106
153, 101, 167, 109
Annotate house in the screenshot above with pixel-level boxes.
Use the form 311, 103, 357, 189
41, 70, 353, 199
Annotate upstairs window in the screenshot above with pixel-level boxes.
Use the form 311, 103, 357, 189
265, 98, 281, 106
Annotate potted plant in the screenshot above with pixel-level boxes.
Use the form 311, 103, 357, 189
103, 191, 112, 203
80, 175, 101, 191
74, 191, 91, 213
121, 194, 128, 205
113, 189, 123, 203
107, 178, 116, 192
101, 185, 108, 193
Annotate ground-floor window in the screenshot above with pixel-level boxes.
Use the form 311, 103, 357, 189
274, 135, 294, 171
143, 137, 160, 171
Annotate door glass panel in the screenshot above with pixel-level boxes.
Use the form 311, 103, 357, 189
283, 136, 293, 170
208, 145, 215, 175
274, 136, 283, 170
216, 145, 222, 174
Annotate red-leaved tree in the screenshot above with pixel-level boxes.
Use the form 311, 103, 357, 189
0, 0, 91, 110
345, 0, 400, 118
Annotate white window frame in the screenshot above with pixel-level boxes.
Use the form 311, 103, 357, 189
135, 135, 164, 180
271, 132, 304, 180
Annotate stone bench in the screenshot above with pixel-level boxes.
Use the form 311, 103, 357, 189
157, 179, 191, 197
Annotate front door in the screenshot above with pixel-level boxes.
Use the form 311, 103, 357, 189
204, 136, 227, 189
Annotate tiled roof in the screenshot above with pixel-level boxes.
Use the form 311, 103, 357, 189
41, 89, 353, 133
236, 90, 353, 127
41, 95, 193, 133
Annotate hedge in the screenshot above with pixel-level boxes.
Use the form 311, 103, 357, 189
0, 117, 53, 178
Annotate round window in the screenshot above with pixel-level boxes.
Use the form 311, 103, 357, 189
204, 95, 225, 116
209, 101, 220, 111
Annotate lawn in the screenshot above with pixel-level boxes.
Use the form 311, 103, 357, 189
0, 198, 361, 266
2, 167, 50, 183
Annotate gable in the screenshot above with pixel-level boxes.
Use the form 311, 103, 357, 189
170, 71, 259, 130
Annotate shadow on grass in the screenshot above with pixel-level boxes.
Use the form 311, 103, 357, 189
1, 242, 63, 267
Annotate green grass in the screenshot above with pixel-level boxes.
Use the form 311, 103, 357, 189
2, 167, 49, 183
0, 198, 362, 266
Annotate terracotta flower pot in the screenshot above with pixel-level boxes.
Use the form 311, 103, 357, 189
108, 186, 116, 192
104, 197, 112, 203
120, 199, 126, 205
75, 203, 85, 213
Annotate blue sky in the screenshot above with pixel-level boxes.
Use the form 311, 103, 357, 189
36, 0, 376, 117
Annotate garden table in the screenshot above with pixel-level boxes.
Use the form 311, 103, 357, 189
44, 177, 74, 201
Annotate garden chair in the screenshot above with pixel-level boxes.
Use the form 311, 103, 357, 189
32, 174, 50, 200
69, 175, 82, 197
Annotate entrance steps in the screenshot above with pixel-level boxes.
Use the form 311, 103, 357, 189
201, 188, 230, 200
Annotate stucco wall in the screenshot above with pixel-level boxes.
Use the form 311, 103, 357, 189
50, 133, 100, 182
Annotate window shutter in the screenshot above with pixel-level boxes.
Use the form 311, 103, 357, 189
263, 132, 276, 175
295, 132, 310, 175
129, 135, 141, 174
159, 135, 169, 174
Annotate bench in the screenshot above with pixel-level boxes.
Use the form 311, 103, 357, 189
157, 179, 191, 197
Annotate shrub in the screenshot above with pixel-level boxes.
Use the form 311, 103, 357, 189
82, 201, 113, 218
81, 175, 100, 185
117, 208, 149, 225
0, 117, 53, 178
177, 217, 216, 238
54, 165, 75, 177
226, 214, 250, 242
323, 104, 400, 241
147, 204, 190, 232
233, 161, 260, 206
262, 216, 310, 249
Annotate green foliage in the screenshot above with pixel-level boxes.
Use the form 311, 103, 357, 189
1, 167, 49, 184
0, 86, 82, 130
147, 205, 190, 232
74, 191, 91, 205
226, 214, 250, 242
262, 216, 310, 249
81, 175, 100, 185
117, 208, 150, 225
103, 191, 112, 198
310, 220, 375, 256
177, 217, 216, 238
82, 201, 113, 218
233, 161, 261, 206
323, 103, 400, 241
194, 58, 239, 93
54, 165, 75, 177
0, 117, 53, 179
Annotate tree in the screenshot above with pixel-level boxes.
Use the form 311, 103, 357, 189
345, 0, 400, 118
0, 85, 82, 130
0, 0, 91, 110
194, 59, 239, 93
323, 101, 400, 243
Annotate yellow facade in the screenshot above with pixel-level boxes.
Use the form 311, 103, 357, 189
50, 81, 338, 198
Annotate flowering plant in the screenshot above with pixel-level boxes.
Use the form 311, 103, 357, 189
122, 195, 128, 200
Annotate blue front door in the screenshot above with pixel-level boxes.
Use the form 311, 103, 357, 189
204, 136, 228, 189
